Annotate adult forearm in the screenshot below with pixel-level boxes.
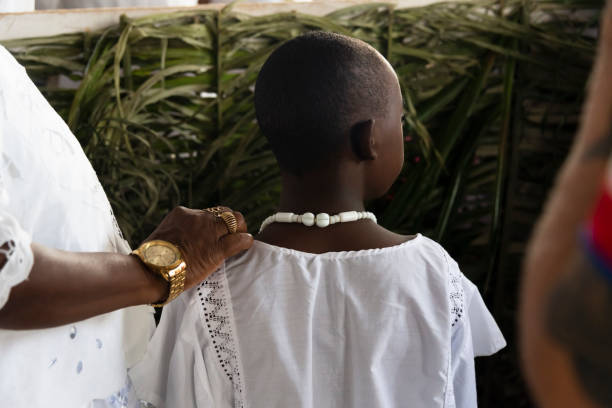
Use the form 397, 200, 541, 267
520, 145, 607, 406
520, 4, 612, 406
0, 243, 167, 330
0, 206, 252, 330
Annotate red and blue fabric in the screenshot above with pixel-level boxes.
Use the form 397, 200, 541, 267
582, 187, 612, 283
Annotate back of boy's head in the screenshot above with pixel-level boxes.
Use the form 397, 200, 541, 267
255, 31, 393, 176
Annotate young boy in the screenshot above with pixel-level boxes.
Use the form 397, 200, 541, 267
130, 32, 505, 408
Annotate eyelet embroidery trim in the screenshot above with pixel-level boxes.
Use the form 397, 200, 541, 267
104, 376, 131, 408
0, 212, 34, 309
197, 269, 245, 408
448, 261, 464, 327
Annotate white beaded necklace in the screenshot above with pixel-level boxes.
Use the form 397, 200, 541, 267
259, 210, 377, 233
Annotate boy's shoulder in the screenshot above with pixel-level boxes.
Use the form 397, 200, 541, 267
407, 236, 477, 323
406, 234, 457, 269
218, 234, 464, 295
221, 232, 455, 266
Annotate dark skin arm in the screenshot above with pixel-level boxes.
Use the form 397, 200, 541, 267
519, 2, 612, 406
0, 206, 253, 330
546, 251, 612, 407
0, 244, 165, 329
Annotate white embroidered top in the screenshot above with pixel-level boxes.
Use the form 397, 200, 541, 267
0, 45, 155, 407
131, 235, 506, 408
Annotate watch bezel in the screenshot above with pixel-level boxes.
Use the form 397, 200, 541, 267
137, 240, 183, 272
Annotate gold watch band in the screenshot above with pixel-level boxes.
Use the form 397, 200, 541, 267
151, 261, 187, 308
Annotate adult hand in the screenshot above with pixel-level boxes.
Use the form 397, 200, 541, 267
0, 206, 253, 329
143, 206, 253, 291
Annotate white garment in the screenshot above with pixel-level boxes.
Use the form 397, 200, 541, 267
0, 0, 35, 12
35, 0, 197, 9
0, 45, 155, 407
131, 235, 506, 408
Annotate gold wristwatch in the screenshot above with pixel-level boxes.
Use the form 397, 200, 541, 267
132, 240, 187, 307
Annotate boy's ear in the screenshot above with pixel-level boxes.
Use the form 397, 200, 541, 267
350, 119, 377, 161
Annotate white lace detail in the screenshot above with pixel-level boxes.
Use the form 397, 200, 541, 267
104, 376, 131, 408
0, 209, 33, 309
196, 269, 246, 408
447, 257, 465, 328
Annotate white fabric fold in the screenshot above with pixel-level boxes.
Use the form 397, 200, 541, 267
464, 279, 507, 358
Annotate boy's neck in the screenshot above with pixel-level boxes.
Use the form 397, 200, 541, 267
277, 171, 366, 214
255, 167, 411, 254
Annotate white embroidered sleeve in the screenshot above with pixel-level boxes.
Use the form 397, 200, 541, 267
0, 46, 35, 310
0, 208, 33, 309
449, 274, 507, 408
441, 251, 506, 408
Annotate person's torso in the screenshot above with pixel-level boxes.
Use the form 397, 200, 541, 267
189, 236, 455, 408
0, 45, 154, 407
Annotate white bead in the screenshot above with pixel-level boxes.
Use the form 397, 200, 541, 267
259, 210, 377, 231
302, 212, 315, 226
276, 212, 294, 223
316, 213, 330, 228
339, 211, 358, 222
258, 216, 272, 233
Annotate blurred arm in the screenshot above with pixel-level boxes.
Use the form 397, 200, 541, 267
520, 3, 612, 407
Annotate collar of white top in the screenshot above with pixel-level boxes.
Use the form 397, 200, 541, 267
259, 211, 377, 233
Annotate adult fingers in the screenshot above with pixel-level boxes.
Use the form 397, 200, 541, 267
211, 210, 248, 236
199, 206, 247, 236
211, 216, 232, 237
233, 211, 248, 233
218, 232, 254, 258
174, 206, 226, 238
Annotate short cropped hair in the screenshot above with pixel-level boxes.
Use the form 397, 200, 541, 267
254, 31, 392, 175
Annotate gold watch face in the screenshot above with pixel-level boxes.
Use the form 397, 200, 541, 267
143, 243, 179, 267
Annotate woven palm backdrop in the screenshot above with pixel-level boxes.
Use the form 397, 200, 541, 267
1, 0, 601, 404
